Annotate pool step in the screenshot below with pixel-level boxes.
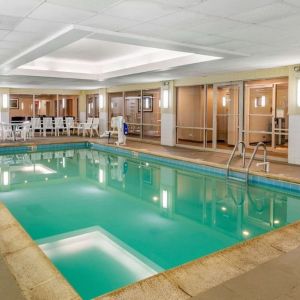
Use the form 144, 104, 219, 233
227, 176, 247, 184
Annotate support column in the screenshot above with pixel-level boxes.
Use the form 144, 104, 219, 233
161, 81, 176, 146
0, 89, 10, 123
78, 91, 86, 122
288, 65, 300, 165
99, 88, 108, 135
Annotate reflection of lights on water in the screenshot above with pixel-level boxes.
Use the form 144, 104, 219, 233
221, 206, 227, 212
48, 159, 51, 163
99, 169, 104, 183
24, 180, 28, 184
242, 230, 250, 237
152, 196, 159, 202
162, 190, 168, 209
274, 220, 280, 225
145, 162, 149, 167
3, 171, 9, 186
64, 175, 68, 179
45, 177, 48, 181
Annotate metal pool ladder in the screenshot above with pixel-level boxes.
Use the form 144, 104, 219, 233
226, 141, 246, 181
246, 142, 270, 182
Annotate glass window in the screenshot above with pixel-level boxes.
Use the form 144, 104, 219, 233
125, 90, 141, 138
108, 92, 124, 128
142, 88, 161, 141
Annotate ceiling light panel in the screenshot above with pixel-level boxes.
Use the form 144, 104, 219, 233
47, 0, 121, 13
0, 15, 22, 30
0, 0, 44, 17
190, 0, 276, 18
285, 0, 300, 7
230, 2, 300, 24
102, 0, 179, 22
28, 3, 96, 23
14, 18, 66, 34
80, 14, 139, 31
150, 10, 213, 29
0, 29, 9, 39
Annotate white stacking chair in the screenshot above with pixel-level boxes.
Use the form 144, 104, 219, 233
31, 118, 42, 137
1, 123, 14, 141
15, 121, 32, 141
65, 117, 75, 136
77, 117, 93, 137
43, 117, 54, 137
89, 118, 100, 137
54, 117, 64, 136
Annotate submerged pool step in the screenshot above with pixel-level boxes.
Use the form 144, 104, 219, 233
227, 176, 247, 184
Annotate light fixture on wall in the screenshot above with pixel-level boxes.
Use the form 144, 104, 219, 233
2, 94, 8, 109
222, 96, 226, 107
21, 102, 24, 110
99, 95, 104, 109
297, 79, 300, 107
62, 98, 66, 109
162, 89, 169, 109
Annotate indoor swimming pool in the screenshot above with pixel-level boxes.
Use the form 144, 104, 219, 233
1, 143, 300, 299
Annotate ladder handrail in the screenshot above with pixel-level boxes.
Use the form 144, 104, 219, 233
226, 141, 246, 177
246, 142, 268, 182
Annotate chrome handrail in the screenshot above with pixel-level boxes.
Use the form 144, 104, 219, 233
226, 141, 246, 177
246, 142, 269, 182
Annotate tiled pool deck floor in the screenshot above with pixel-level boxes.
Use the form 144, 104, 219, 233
1, 136, 300, 300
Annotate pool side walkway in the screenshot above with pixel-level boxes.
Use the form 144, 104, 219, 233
1, 136, 300, 299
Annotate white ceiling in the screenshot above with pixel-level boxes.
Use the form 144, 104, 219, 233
0, 0, 300, 89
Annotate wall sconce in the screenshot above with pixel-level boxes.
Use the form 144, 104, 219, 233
162, 89, 169, 109
99, 94, 104, 109
297, 79, 300, 107
62, 98, 66, 109
2, 94, 8, 109
21, 102, 24, 110
222, 96, 226, 107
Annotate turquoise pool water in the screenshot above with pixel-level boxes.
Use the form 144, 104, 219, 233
1, 144, 300, 299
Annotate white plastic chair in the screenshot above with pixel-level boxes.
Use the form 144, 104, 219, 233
89, 118, 100, 137
77, 117, 93, 137
54, 117, 64, 136
15, 121, 32, 141
43, 118, 54, 137
65, 117, 75, 136
1, 123, 14, 141
31, 118, 42, 137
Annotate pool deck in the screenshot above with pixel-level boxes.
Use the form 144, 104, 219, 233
1, 136, 300, 299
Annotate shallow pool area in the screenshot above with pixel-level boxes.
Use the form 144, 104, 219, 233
1, 143, 300, 299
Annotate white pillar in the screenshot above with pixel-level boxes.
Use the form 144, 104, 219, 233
161, 81, 176, 146
288, 65, 300, 165
0, 89, 10, 123
99, 88, 108, 134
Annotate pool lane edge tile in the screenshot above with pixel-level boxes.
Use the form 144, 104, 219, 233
0, 203, 81, 300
